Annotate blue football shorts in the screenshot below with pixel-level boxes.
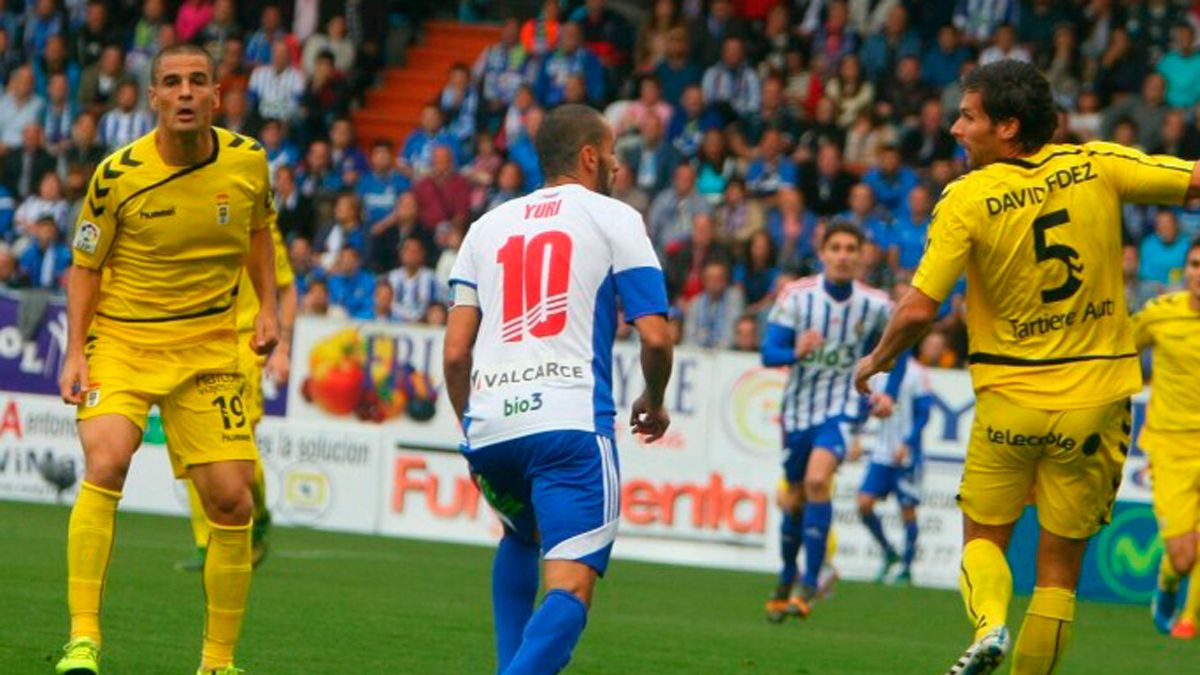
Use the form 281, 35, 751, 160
463, 430, 620, 575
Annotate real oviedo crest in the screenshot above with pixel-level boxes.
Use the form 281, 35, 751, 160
216, 193, 230, 225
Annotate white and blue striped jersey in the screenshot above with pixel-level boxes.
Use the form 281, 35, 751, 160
868, 361, 932, 469
98, 108, 153, 152
386, 266, 444, 323
448, 183, 669, 449
765, 275, 892, 433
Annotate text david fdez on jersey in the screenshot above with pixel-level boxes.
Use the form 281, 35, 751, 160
984, 161, 1098, 216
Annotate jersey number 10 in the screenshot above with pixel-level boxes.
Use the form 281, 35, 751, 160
497, 231, 573, 342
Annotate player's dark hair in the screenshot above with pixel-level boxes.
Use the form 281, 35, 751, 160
536, 104, 609, 182
822, 220, 865, 248
1190, 235, 1200, 255
150, 44, 216, 86
961, 60, 1057, 153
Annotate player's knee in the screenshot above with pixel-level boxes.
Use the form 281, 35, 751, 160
82, 450, 132, 491
203, 484, 254, 525
855, 493, 875, 515
1167, 543, 1196, 576
804, 476, 832, 500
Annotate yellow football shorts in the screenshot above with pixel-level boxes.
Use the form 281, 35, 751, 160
958, 390, 1131, 539
237, 333, 268, 428
78, 333, 258, 477
1139, 427, 1200, 539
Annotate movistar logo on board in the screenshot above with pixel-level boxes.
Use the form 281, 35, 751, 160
1095, 507, 1162, 603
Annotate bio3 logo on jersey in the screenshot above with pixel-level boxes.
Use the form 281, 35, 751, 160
1094, 506, 1161, 603
215, 192, 230, 226
503, 392, 544, 417
799, 344, 856, 370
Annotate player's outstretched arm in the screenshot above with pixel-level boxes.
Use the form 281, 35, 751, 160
443, 303, 481, 425
854, 288, 938, 395
1189, 162, 1200, 200
631, 314, 673, 443
60, 266, 102, 404
247, 225, 280, 355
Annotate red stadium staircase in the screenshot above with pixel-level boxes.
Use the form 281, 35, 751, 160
354, 20, 502, 149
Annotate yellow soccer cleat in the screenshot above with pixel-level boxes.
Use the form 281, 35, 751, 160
55, 637, 100, 674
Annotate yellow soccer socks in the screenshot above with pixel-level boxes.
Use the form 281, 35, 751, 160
1159, 552, 1181, 593
1012, 586, 1075, 674
959, 538, 1013, 642
201, 519, 253, 670
67, 481, 121, 644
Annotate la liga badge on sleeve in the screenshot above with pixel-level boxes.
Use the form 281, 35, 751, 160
74, 220, 100, 254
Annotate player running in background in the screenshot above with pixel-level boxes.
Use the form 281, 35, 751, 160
857, 329, 932, 586
855, 59, 1200, 674
442, 104, 673, 674
760, 221, 901, 622
1134, 239, 1200, 640
178, 222, 296, 572
56, 44, 279, 675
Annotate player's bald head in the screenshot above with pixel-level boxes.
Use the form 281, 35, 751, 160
536, 104, 611, 181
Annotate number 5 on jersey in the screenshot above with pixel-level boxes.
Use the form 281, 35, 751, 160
497, 231, 573, 342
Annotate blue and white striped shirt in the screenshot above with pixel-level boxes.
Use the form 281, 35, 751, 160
386, 266, 444, 323
248, 65, 306, 121
764, 275, 892, 432
98, 108, 153, 152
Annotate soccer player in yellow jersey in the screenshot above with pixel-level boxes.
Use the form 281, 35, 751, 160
178, 224, 296, 572
854, 60, 1200, 674
1134, 241, 1200, 641
55, 44, 279, 675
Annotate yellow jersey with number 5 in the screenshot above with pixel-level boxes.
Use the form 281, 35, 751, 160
913, 142, 1195, 409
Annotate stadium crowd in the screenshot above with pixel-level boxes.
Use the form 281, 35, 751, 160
4, 0, 1200, 369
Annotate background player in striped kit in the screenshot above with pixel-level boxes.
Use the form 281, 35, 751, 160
856, 312, 934, 586
760, 221, 904, 621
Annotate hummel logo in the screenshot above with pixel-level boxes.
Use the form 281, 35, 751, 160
140, 206, 176, 219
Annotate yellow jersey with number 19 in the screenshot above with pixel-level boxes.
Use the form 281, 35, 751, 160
1132, 291, 1200, 431
71, 127, 273, 349
913, 141, 1195, 409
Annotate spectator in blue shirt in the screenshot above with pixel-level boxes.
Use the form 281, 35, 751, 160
1157, 23, 1200, 110
701, 36, 761, 120
922, 25, 970, 88
1139, 209, 1189, 287
859, 5, 922, 84
244, 5, 290, 66
325, 247, 376, 320
0, 182, 14, 241
618, 114, 679, 199
535, 22, 606, 108
889, 185, 933, 274
668, 84, 722, 159
507, 108, 544, 194
329, 118, 369, 188
840, 183, 891, 249
23, 0, 64, 59
315, 192, 369, 270
653, 26, 702, 106
400, 105, 461, 179
260, 118, 300, 181
745, 128, 797, 198
440, 63, 479, 148
358, 140, 411, 228
472, 17, 531, 132
861, 144, 919, 217
18, 216, 70, 289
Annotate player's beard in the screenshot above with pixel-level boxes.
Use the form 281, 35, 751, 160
595, 157, 614, 196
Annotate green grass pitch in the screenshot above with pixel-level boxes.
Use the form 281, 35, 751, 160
1, 500, 1192, 674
